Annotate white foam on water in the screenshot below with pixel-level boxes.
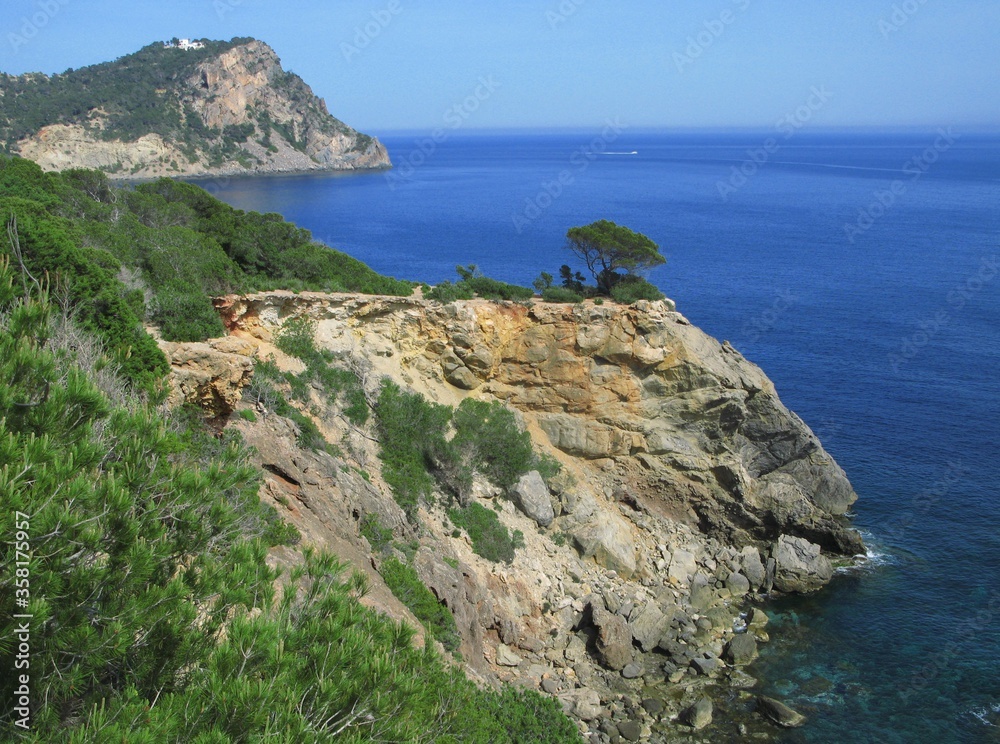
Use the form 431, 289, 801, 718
967, 702, 1000, 727
835, 531, 897, 574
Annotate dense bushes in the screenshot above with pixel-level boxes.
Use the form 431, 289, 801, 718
0, 156, 412, 393
542, 286, 585, 303
374, 381, 453, 518
0, 260, 580, 743
451, 398, 536, 490
426, 264, 533, 303
374, 381, 551, 564
610, 276, 665, 304
449, 503, 525, 564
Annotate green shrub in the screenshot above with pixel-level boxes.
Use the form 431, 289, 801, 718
380, 557, 461, 654
237, 408, 257, 422
449, 503, 520, 564
452, 398, 535, 490
275, 317, 369, 426
374, 381, 452, 518
359, 514, 394, 554
426, 266, 533, 304
541, 286, 584, 303
151, 285, 226, 341
610, 277, 665, 304
425, 280, 474, 303
480, 685, 583, 743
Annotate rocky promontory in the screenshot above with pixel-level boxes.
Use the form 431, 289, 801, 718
5, 39, 389, 177
161, 292, 863, 739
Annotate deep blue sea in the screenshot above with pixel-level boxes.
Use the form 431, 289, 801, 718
206, 130, 1000, 743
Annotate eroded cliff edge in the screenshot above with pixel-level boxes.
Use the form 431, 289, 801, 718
163, 292, 864, 738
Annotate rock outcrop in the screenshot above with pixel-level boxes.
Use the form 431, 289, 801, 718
11, 39, 389, 178
215, 291, 862, 558
161, 291, 864, 739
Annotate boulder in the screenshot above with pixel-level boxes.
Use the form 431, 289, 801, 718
495, 644, 522, 667
590, 599, 633, 671
725, 571, 751, 596
689, 573, 717, 611
747, 607, 770, 628
622, 662, 642, 679
511, 470, 555, 527
740, 546, 766, 590
690, 656, 720, 676
667, 549, 697, 583
756, 696, 806, 728
617, 720, 643, 742
772, 535, 833, 593
444, 364, 481, 390
571, 518, 637, 578
628, 602, 671, 652
558, 688, 602, 721
723, 633, 758, 666
681, 697, 713, 730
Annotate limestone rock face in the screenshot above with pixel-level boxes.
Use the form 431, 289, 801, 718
772, 534, 833, 593
160, 337, 254, 418
163, 290, 867, 733
14, 40, 389, 178
216, 293, 862, 563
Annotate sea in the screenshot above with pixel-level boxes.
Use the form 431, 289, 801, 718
204, 130, 1000, 743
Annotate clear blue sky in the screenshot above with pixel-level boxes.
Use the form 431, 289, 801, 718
2, 0, 998, 135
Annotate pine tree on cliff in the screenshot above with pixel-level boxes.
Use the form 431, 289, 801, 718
565, 219, 665, 294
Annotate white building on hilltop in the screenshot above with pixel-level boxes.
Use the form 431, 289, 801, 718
163, 38, 205, 51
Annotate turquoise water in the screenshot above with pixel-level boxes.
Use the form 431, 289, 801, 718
206, 131, 1000, 742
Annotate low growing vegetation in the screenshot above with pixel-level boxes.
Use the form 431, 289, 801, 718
380, 557, 462, 654
449, 503, 525, 565
426, 264, 534, 303
0, 245, 580, 743
0, 156, 411, 396
373, 381, 552, 563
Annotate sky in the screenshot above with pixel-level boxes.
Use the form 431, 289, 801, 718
1, 0, 998, 136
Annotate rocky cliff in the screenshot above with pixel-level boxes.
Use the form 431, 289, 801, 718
7, 39, 389, 177
162, 292, 865, 740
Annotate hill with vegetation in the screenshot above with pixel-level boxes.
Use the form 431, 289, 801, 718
0, 156, 411, 394
1, 38, 390, 177
0, 157, 580, 740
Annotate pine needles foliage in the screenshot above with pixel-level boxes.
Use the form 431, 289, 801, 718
0, 259, 580, 742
